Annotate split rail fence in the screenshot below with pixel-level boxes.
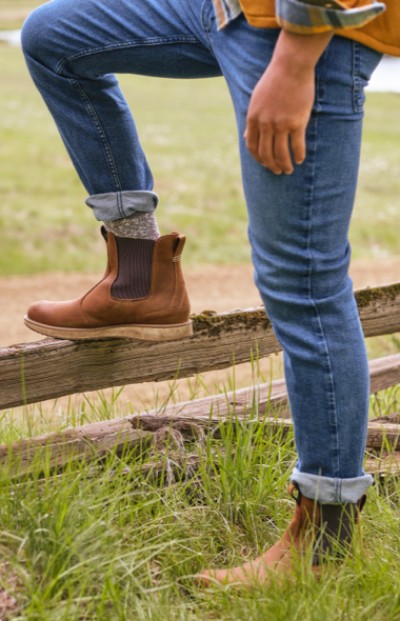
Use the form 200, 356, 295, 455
0, 281, 399, 478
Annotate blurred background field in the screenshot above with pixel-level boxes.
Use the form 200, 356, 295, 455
0, 1, 399, 275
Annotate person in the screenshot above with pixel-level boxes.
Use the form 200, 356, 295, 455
21, 0, 399, 586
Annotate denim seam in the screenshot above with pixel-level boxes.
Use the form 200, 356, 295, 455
201, 0, 217, 36
305, 114, 341, 480
55, 37, 200, 75
117, 192, 124, 219
313, 303, 340, 478
71, 79, 122, 193
314, 47, 324, 112
352, 42, 362, 114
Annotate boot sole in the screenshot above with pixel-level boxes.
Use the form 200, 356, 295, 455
24, 316, 193, 341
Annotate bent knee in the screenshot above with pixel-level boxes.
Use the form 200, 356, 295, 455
21, 4, 60, 65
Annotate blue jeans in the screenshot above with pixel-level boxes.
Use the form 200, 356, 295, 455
21, 0, 382, 504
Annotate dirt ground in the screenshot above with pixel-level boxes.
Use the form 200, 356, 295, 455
1, 258, 399, 414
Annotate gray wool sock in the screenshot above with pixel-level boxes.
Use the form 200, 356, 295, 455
104, 212, 160, 240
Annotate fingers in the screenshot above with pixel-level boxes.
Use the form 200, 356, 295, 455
245, 122, 281, 174
290, 127, 306, 166
270, 130, 293, 175
244, 123, 306, 175
245, 122, 283, 174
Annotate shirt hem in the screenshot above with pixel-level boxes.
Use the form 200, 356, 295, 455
242, 13, 400, 56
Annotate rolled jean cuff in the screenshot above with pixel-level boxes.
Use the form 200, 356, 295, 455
291, 467, 373, 504
85, 190, 159, 221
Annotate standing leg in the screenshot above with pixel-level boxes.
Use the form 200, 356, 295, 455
212, 17, 382, 500
199, 15, 382, 583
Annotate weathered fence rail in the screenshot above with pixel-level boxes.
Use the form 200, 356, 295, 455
0, 383, 399, 477
0, 281, 399, 478
0, 282, 399, 410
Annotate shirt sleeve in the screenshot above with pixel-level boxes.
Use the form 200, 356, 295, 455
276, 0, 386, 34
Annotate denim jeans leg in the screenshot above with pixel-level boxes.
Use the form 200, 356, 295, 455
21, 0, 221, 220
210, 20, 382, 502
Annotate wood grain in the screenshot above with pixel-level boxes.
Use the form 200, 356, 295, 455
0, 282, 399, 410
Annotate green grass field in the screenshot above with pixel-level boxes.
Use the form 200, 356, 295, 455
0, 401, 400, 621
0, 0, 40, 30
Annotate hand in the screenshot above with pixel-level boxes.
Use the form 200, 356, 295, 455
244, 31, 332, 175
245, 60, 315, 174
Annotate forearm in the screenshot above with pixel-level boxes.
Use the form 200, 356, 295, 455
272, 29, 333, 73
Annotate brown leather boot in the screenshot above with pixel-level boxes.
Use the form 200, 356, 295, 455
197, 483, 365, 588
24, 230, 193, 341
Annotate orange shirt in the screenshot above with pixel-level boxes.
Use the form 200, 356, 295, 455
239, 0, 400, 56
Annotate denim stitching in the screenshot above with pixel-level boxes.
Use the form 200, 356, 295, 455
201, 0, 217, 35
352, 42, 362, 114
304, 113, 341, 480
117, 192, 125, 219
72, 79, 122, 192
314, 47, 325, 113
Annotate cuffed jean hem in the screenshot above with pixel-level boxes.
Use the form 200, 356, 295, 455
291, 467, 374, 504
85, 190, 159, 221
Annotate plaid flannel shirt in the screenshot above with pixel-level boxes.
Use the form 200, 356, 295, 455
212, 0, 385, 33
212, 0, 242, 29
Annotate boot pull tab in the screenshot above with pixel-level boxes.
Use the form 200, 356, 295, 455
358, 494, 367, 512
288, 482, 302, 506
172, 235, 186, 262
100, 225, 108, 241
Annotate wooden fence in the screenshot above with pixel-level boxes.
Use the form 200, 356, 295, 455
0, 281, 399, 477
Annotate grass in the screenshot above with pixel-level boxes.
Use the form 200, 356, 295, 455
0, 365, 397, 621
0, 0, 41, 30
353, 93, 400, 260
0, 393, 399, 620
369, 383, 400, 419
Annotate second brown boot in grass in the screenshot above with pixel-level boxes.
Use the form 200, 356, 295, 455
197, 483, 365, 588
